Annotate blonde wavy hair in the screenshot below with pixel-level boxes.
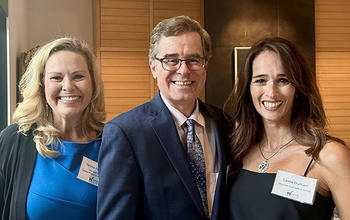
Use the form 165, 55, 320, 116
13, 37, 106, 157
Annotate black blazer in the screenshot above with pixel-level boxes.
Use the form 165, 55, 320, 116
0, 124, 37, 220
97, 92, 231, 220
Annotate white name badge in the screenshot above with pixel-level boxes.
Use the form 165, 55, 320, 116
77, 156, 99, 186
271, 170, 317, 205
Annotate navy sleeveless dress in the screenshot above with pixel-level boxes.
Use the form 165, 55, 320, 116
227, 159, 335, 220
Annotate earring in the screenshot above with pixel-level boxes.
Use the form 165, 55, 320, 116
45, 103, 49, 118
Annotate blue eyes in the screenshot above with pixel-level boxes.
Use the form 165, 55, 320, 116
50, 76, 62, 81
49, 75, 85, 81
73, 75, 84, 80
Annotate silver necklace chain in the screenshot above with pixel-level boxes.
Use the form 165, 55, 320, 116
257, 138, 294, 173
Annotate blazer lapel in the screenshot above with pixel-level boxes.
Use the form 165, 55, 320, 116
149, 94, 207, 218
199, 101, 228, 220
209, 122, 226, 220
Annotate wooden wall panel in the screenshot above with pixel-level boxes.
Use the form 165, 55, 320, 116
100, 0, 150, 50
101, 50, 151, 119
315, 0, 350, 52
96, 0, 203, 121
315, 0, 350, 145
153, 0, 201, 25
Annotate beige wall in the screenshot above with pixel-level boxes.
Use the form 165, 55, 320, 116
27, 0, 94, 49
8, 0, 28, 123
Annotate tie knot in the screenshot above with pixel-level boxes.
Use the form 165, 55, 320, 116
186, 119, 195, 133
186, 119, 195, 142
186, 119, 194, 127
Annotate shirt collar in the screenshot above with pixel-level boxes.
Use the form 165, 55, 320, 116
160, 92, 204, 128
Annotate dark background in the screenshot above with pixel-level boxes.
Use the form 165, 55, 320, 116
204, 0, 315, 109
0, 5, 7, 130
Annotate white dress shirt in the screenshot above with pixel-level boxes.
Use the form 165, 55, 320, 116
160, 93, 219, 216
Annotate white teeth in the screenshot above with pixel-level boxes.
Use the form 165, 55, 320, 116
60, 96, 79, 101
263, 101, 282, 108
173, 81, 192, 85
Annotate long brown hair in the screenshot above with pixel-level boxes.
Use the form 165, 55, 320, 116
224, 37, 344, 176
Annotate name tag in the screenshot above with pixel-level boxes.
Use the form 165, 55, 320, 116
77, 156, 99, 186
271, 170, 317, 205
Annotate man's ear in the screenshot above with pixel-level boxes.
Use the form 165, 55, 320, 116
149, 60, 157, 79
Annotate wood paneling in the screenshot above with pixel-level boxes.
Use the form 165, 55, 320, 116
153, 0, 201, 25
95, 0, 203, 121
316, 1, 350, 51
96, 0, 350, 141
316, 0, 350, 145
100, 50, 151, 120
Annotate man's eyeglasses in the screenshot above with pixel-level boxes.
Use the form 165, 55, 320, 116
155, 57, 207, 71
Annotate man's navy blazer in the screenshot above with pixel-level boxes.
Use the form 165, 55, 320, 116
97, 92, 231, 220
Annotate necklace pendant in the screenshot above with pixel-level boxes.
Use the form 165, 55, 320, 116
258, 160, 269, 173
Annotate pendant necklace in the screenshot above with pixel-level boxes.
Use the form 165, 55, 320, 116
257, 138, 294, 173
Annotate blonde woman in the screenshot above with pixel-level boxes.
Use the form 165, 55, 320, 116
0, 37, 105, 220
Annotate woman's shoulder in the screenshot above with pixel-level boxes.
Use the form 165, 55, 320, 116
0, 124, 21, 161
317, 141, 350, 218
1, 123, 36, 138
319, 141, 350, 166
317, 140, 350, 178
1, 123, 18, 133
0, 124, 34, 152
0, 124, 20, 140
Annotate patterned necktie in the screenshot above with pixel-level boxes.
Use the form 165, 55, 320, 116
186, 119, 209, 217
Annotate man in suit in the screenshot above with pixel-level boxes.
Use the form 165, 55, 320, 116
97, 15, 231, 220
